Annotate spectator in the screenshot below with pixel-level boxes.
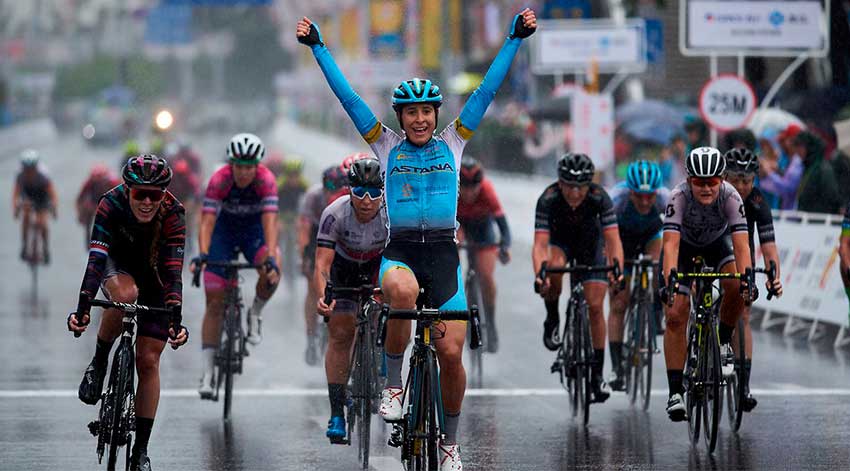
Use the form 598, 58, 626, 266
760, 128, 806, 210
777, 124, 803, 171
722, 128, 757, 152
757, 129, 783, 209
684, 116, 709, 151
795, 131, 843, 214
659, 134, 685, 187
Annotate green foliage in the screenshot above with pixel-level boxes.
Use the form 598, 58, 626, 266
53, 55, 166, 102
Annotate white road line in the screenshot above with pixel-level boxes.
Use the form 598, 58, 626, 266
2, 387, 850, 399
369, 456, 405, 471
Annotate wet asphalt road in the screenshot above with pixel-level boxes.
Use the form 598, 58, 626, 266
2, 127, 850, 470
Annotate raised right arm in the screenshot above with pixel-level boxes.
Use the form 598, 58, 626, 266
299, 20, 380, 141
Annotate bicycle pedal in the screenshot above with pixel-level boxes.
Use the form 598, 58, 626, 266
550, 361, 562, 374
88, 421, 100, 437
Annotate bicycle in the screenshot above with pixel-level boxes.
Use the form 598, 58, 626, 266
78, 299, 175, 471
667, 259, 753, 453
323, 281, 384, 468
725, 261, 778, 433
536, 260, 620, 426
376, 290, 482, 471
622, 255, 659, 411
458, 242, 487, 388
192, 260, 260, 421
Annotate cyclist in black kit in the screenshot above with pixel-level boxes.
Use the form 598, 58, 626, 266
723, 148, 784, 412
532, 153, 625, 403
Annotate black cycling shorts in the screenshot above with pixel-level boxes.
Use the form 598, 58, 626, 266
102, 258, 170, 342
330, 256, 381, 311
548, 240, 608, 284
671, 236, 735, 294
379, 240, 466, 311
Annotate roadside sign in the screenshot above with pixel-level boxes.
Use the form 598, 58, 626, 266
698, 74, 757, 131
680, 0, 830, 57
571, 90, 614, 171
531, 19, 646, 74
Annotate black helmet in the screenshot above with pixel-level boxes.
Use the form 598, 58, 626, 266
557, 153, 594, 184
348, 157, 383, 188
460, 156, 483, 185
686, 146, 725, 178
724, 148, 759, 175
122, 154, 172, 188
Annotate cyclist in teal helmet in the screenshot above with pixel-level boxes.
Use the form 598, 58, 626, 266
298, 9, 536, 468
606, 160, 669, 391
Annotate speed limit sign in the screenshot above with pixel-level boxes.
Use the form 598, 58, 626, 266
698, 75, 757, 132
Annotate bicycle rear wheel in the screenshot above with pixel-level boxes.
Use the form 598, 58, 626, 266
727, 318, 746, 432
466, 273, 484, 388
703, 326, 722, 453
425, 353, 440, 471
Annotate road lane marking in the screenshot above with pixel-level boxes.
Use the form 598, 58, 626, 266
3, 387, 850, 398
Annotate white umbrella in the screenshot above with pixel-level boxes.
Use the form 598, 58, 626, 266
747, 108, 805, 137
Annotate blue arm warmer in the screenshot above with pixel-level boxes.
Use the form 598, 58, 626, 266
311, 44, 379, 136
457, 38, 522, 132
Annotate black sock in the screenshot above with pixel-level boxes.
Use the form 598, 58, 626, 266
593, 349, 605, 378
719, 321, 735, 345
94, 337, 114, 368
133, 417, 154, 454
328, 383, 346, 418
609, 342, 623, 373
544, 299, 559, 325
667, 369, 684, 397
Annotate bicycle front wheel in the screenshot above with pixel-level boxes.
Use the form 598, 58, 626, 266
703, 325, 722, 453
640, 300, 654, 412
222, 307, 237, 421
106, 346, 133, 471
356, 331, 373, 469
466, 273, 484, 388
624, 304, 638, 406
686, 321, 702, 447
575, 302, 592, 426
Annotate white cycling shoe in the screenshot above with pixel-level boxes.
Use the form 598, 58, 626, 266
720, 343, 734, 377
666, 393, 686, 422
198, 372, 215, 400
379, 387, 404, 422
439, 443, 463, 471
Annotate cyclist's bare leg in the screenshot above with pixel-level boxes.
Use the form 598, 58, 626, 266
20, 203, 32, 257
476, 247, 499, 321
584, 281, 608, 349
434, 321, 467, 433
719, 261, 743, 349
381, 268, 416, 356
35, 209, 50, 259
663, 295, 690, 371
135, 336, 166, 418
325, 309, 356, 384
201, 289, 227, 346
742, 306, 753, 358
304, 283, 319, 337
134, 335, 166, 456
542, 246, 566, 301
100, 274, 139, 342
607, 285, 630, 344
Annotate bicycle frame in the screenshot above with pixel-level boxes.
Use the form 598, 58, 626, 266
377, 305, 479, 470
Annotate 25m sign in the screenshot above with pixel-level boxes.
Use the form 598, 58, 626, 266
698, 75, 757, 132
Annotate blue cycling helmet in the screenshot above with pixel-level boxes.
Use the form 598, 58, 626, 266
392, 78, 443, 110
625, 160, 663, 194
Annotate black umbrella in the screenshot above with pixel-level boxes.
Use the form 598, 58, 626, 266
778, 86, 850, 122
529, 96, 571, 121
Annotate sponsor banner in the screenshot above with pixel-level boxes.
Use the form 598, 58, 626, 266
683, 0, 828, 56
369, 0, 406, 58
532, 19, 646, 74
570, 90, 614, 171
753, 211, 846, 326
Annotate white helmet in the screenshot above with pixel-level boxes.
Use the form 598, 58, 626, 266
20, 149, 40, 168
226, 133, 265, 164
686, 146, 725, 178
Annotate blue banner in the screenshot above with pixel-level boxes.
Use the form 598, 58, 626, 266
145, 4, 193, 45
163, 0, 271, 5
645, 18, 664, 64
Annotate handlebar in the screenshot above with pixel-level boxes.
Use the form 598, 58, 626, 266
754, 261, 779, 301
191, 260, 260, 287
665, 267, 756, 306
73, 299, 173, 338
534, 259, 622, 293
321, 281, 380, 323
375, 304, 482, 350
